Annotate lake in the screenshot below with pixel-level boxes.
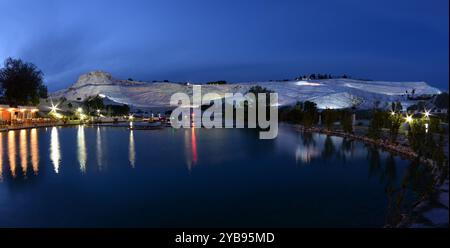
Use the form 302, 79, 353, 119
0, 124, 434, 227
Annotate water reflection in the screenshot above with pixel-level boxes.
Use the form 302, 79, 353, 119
321, 135, 336, 159
129, 130, 135, 168
191, 128, 198, 165
0, 133, 3, 182
184, 128, 198, 171
295, 144, 320, 164
2, 130, 39, 179
338, 138, 354, 161
367, 147, 381, 179
8, 131, 16, 178
30, 129, 39, 175
19, 130, 28, 177
50, 127, 61, 173
0, 126, 440, 227
77, 126, 87, 173
96, 127, 103, 170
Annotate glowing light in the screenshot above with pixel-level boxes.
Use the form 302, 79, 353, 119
50, 101, 60, 113
295, 81, 323, 86
77, 107, 83, 113
53, 113, 63, 119
424, 110, 430, 118
405, 115, 413, 123
391, 111, 396, 116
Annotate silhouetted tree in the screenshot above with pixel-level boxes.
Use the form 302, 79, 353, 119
368, 110, 385, 139
434, 92, 449, 109
322, 109, 337, 130
0, 57, 47, 105
83, 95, 104, 113
388, 112, 402, 142
302, 101, 318, 128
340, 110, 353, 133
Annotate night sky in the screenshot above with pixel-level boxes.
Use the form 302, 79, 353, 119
0, 0, 448, 91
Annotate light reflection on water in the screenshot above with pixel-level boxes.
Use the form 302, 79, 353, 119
77, 126, 87, 173
50, 127, 60, 173
0, 125, 436, 227
184, 127, 198, 171
31, 128, 39, 175
0, 133, 2, 182
96, 127, 103, 170
8, 131, 16, 178
129, 130, 135, 168
19, 130, 28, 177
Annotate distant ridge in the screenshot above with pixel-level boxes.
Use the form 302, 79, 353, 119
51, 71, 442, 109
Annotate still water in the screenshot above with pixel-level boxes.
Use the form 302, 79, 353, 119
0, 125, 433, 227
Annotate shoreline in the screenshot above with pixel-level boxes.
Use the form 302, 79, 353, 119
0, 120, 133, 132
292, 124, 449, 228
293, 125, 420, 160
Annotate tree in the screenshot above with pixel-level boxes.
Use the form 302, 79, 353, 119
434, 92, 449, 109
408, 119, 433, 158
83, 95, 104, 113
428, 117, 441, 133
388, 113, 402, 142
340, 110, 353, 133
391, 101, 402, 112
322, 109, 336, 130
407, 101, 426, 112
368, 110, 385, 139
0, 57, 47, 105
38, 84, 48, 99
106, 104, 130, 116
302, 101, 318, 128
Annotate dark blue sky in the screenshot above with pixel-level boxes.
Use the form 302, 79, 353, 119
1, 0, 448, 91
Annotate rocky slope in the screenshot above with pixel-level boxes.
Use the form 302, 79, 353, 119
51, 71, 442, 109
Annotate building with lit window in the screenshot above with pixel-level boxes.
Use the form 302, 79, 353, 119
0, 105, 39, 124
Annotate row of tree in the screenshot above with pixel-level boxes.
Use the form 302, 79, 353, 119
83, 95, 130, 116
